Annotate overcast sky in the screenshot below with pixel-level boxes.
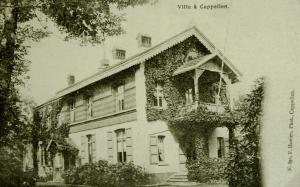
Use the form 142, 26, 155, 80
23, 0, 299, 106
21, 1, 300, 186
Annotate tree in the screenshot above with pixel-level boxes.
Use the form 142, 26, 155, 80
227, 78, 264, 187
0, 0, 150, 145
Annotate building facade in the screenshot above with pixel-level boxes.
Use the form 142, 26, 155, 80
35, 27, 241, 184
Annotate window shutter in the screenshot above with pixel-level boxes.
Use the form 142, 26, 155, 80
125, 128, 133, 162
91, 135, 96, 162
107, 131, 113, 162
149, 136, 158, 164
224, 138, 229, 156
80, 136, 86, 164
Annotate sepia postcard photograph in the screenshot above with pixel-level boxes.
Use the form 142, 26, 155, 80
0, 0, 299, 187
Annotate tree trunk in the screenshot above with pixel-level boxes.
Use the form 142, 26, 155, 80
32, 140, 39, 176
228, 125, 236, 187
0, 0, 19, 144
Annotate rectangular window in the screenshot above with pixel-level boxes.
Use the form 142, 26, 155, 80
113, 49, 126, 60
158, 135, 165, 162
116, 129, 126, 163
217, 137, 225, 158
141, 36, 151, 47
154, 84, 164, 108
185, 88, 194, 105
69, 101, 75, 122
87, 134, 96, 163
116, 85, 125, 112
87, 97, 93, 119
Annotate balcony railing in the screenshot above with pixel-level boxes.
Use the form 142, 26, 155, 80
178, 101, 226, 116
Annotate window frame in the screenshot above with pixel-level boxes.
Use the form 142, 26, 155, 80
69, 101, 75, 123
87, 134, 95, 163
86, 96, 93, 119
115, 129, 126, 163
157, 135, 165, 163
185, 87, 194, 105
217, 137, 225, 158
153, 83, 165, 108
115, 84, 125, 112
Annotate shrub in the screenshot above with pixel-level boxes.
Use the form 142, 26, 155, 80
0, 147, 36, 187
63, 160, 149, 187
187, 158, 228, 184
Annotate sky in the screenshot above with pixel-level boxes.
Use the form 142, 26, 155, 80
22, 0, 300, 186
23, 0, 273, 105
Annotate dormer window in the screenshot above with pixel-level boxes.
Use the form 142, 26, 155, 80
113, 48, 126, 60
137, 34, 151, 48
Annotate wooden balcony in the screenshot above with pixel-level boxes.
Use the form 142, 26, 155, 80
178, 101, 226, 117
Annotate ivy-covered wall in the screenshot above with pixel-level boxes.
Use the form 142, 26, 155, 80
144, 36, 210, 121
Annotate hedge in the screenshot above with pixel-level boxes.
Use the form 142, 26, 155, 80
62, 160, 149, 187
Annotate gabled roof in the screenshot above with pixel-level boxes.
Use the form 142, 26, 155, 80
173, 53, 239, 83
39, 26, 242, 107
173, 53, 217, 76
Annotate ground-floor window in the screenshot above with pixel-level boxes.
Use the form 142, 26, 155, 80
116, 129, 126, 163
158, 135, 165, 162
150, 135, 166, 164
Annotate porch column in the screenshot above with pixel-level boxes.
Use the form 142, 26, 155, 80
194, 69, 204, 105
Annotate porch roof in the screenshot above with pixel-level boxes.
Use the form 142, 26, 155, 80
173, 53, 239, 82
173, 53, 217, 76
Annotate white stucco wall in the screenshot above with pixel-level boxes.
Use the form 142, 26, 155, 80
208, 127, 229, 158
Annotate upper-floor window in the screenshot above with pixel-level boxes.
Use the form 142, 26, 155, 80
185, 88, 194, 105
141, 36, 151, 47
113, 49, 126, 60
116, 129, 126, 163
69, 101, 75, 122
217, 137, 225, 158
87, 134, 96, 163
115, 84, 125, 112
158, 135, 165, 162
86, 96, 93, 119
153, 83, 165, 108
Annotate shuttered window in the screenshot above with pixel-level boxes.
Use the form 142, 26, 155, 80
158, 135, 165, 162
87, 134, 96, 163
107, 131, 113, 162
125, 128, 133, 162
87, 97, 93, 119
115, 85, 125, 112
70, 101, 75, 123
149, 136, 158, 164
80, 135, 87, 164
116, 129, 126, 163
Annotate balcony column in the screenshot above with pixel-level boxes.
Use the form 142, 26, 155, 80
193, 69, 204, 106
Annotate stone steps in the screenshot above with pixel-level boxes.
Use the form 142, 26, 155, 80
166, 172, 198, 186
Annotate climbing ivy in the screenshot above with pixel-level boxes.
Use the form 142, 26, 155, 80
144, 36, 210, 121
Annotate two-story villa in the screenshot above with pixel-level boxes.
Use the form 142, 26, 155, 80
35, 26, 241, 184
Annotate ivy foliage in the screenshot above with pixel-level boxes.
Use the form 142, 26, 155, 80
226, 78, 264, 187
144, 36, 210, 121
31, 99, 78, 174
187, 158, 228, 184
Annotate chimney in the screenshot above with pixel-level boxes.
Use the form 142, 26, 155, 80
67, 74, 75, 86
137, 33, 152, 48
